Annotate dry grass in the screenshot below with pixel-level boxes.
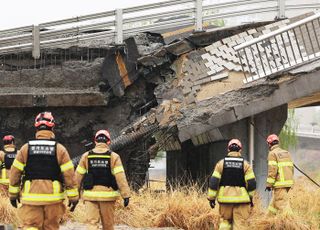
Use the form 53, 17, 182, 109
1, 178, 320, 230
0, 193, 20, 225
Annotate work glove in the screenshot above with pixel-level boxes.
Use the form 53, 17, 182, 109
250, 198, 254, 207
68, 200, 79, 212
10, 197, 19, 208
124, 198, 130, 207
209, 200, 215, 209
265, 187, 272, 192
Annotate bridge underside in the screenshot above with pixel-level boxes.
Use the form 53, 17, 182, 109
289, 91, 320, 108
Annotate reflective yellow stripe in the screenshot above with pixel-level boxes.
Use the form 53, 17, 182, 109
208, 188, 217, 198
268, 161, 278, 166
268, 205, 278, 214
0, 178, 9, 184
60, 161, 74, 172
278, 162, 293, 167
219, 220, 231, 230
83, 190, 120, 198
66, 188, 79, 197
2, 168, 7, 179
245, 172, 255, 181
26, 228, 38, 230
24, 180, 31, 194
0, 168, 8, 184
21, 193, 65, 202
112, 166, 124, 175
88, 155, 110, 159
274, 180, 294, 187
279, 165, 285, 182
52, 181, 60, 194
267, 177, 275, 184
212, 171, 221, 179
76, 165, 87, 174
12, 159, 25, 171
217, 187, 250, 203
9, 185, 20, 194
248, 190, 255, 197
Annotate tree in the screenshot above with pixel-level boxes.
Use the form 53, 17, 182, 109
279, 109, 298, 150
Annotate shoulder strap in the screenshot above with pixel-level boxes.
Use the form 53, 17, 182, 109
4, 148, 17, 154
89, 149, 111, 155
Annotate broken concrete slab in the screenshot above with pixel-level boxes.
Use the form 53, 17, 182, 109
165, 39, 195, 56
176, 59, 320, 141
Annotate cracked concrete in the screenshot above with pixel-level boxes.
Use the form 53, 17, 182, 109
177, 58, 320, 141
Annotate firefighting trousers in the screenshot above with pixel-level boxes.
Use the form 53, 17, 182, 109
268, 187, 292, 215
18, 202, 66, 230
85, 200, 116, 230
219, 203, 251, 230
0, 184, 8, 197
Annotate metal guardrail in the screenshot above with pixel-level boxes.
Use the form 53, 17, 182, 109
0, 0, 319, 59
296, 131, 320, 138
235, 12, 320, 83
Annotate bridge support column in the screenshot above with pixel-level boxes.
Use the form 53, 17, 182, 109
32, 25, 40, 59
167, 118, 250, 187
253, 104, 288, 206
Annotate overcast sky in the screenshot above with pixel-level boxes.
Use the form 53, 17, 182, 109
0, 0, 166, 29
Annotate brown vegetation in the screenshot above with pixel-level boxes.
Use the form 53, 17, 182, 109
0, 178, 319, 229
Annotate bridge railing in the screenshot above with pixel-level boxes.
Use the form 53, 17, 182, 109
235, 12, 320, 83
0, 0, 319, 60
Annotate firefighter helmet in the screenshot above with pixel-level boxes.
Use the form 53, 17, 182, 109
34, 112, 55, 129
95, 130, 111, 145
3, 135, 14, 145
266, 134, 279, 145
228, 139, 242, 151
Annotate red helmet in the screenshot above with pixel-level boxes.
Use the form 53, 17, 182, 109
95, 130, 111, 145
34, 112, 55, 128
266, 134, 279, 144
228, 139, 242, 151
3, 135, 14, 144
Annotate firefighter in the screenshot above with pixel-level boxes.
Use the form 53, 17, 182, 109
207, 139, 256, 230
0, 135, 19, 195
9, 111, 79, 230
266, 134, 294, 215
75, 130, 130, 230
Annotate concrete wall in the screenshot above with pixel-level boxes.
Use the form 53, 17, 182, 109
253, 104, 288, 205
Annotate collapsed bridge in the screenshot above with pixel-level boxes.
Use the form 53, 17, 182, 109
0, 0, 320, 195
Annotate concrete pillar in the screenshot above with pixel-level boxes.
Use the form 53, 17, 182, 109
32, 25, 40, 59
167, 118, 250, 186
115, 8, 123, 45
167, 149, 188, 186
253, 104, 287, 206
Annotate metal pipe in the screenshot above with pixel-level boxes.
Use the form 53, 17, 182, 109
249, 116, 254, 166
274, 35, 285, 68
292, 28, 304, 62
286, 31, 298, 64
249, 45, 261, 77
244, 48, 254, 77
298, 25, 310, 61
237, 51, 248, 82
280, 33, 291, 66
